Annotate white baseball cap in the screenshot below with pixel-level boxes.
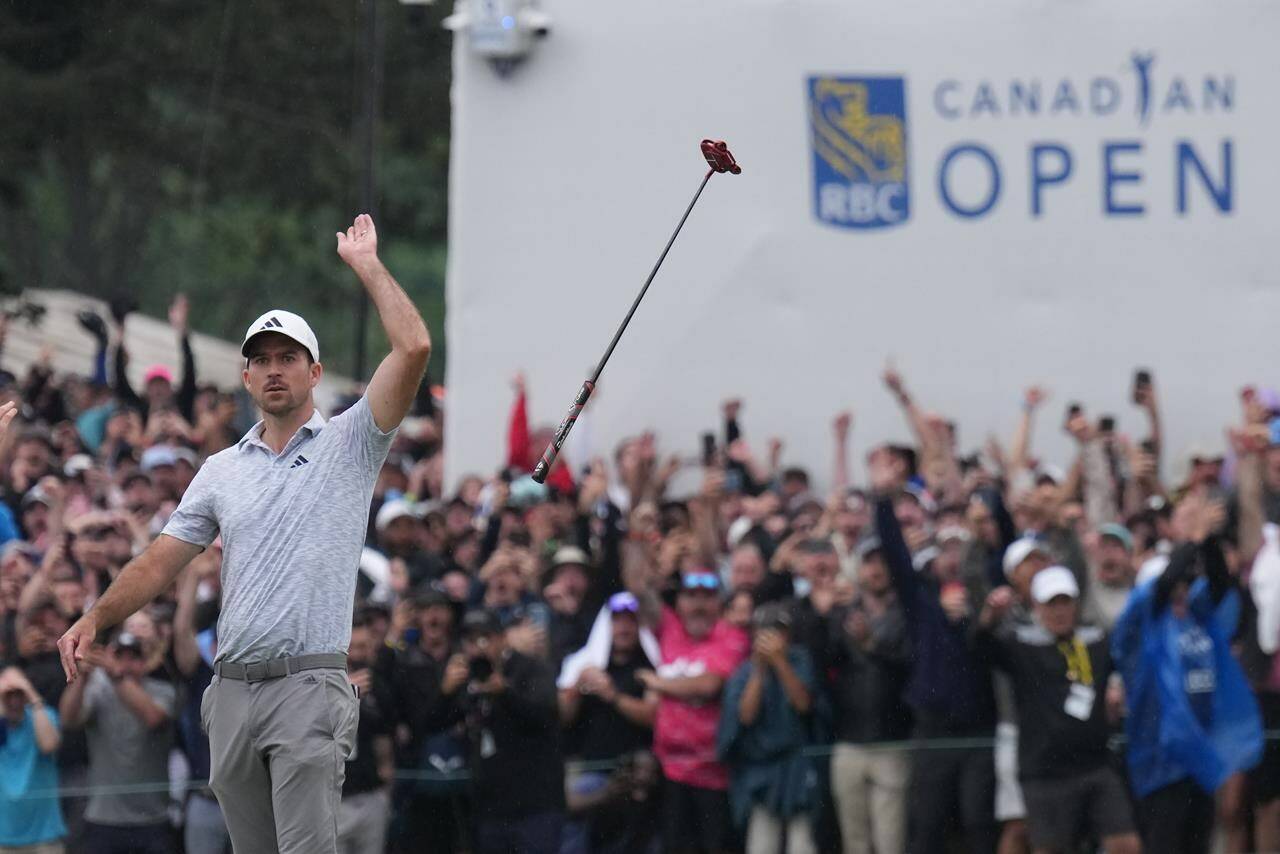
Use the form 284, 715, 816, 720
1030, 565, 1080, 604
1003, 537, 1051, 579
375, 499, 418, 532
241, 310, 320, 363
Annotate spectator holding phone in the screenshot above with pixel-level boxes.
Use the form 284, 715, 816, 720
449, 608, 564, 854
0, 663, 65, 852
826, 535, 912, 854
58, 632, 175, 854
717, 602, 818, 854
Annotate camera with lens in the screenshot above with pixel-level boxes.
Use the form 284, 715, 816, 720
467, 655, 494, 684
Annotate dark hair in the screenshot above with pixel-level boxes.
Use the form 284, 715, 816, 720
15, 427, 54, 452
354, 603, 390, 626
752, 601, 794, 632
781, 467, 810, 486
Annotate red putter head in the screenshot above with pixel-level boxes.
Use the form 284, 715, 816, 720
701, 139, 742, 175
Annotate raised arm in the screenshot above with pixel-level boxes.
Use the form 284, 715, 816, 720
867, 448, 919, 614
170, 295, 199, 423
1134, 373, 1163, 468
832, 411, 853, 494
1010, 386, 1046, 478
1236, 435, 1267, 563
1079, 435, 1120, 528
621, 539, 663, 629
111, 313, 145, 412
881, 362, 930, 447
336, 214, 432, 432
57, 534, 203, 682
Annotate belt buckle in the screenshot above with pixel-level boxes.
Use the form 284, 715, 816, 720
243, 662, 271, 683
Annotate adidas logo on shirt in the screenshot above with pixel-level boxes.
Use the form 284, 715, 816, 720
289, 455, 310, 469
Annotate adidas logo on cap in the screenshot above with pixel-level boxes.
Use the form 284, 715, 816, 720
242, 309, 320, 363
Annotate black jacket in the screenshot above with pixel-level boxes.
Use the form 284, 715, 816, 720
827, 597, 913, 744
978, 621, 1114, 780
446, 650, 566, 819
877, 494, 996, 736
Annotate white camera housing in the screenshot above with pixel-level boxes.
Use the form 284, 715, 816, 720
444, 0, 551, 63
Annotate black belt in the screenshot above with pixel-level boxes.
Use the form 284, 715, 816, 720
214, 653, 347, 683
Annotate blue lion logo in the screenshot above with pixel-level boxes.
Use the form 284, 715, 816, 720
808, 76, 909, 229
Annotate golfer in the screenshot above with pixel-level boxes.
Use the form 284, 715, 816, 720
57, 214, 431, 853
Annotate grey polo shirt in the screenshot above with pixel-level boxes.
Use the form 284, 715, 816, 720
162, 396, 395, 663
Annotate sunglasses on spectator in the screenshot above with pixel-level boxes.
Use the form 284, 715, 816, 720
681, 573, 720, 592
607, 592, 639, 613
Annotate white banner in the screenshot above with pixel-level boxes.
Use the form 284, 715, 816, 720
445, 0, 1277, 491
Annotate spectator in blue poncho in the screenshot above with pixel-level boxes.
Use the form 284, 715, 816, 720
717, 601, 818, 854
1112, 497, 1263, 854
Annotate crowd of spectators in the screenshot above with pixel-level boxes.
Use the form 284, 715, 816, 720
2, 296, 1280, 854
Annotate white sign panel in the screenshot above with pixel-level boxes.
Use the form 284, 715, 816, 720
445, 0, 1276, 490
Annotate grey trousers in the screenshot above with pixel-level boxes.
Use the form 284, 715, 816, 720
201, 669, 359, 854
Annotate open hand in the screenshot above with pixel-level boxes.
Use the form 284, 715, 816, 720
0, 400, 17, 437
882, 361, 905, 397
866, 446, 905, 495
57, 613, 99, 683
981, 586, 1015, 626
168, 294, 189, 334
336, 214, 380, 270
832, 411, 853, 439
753, 629, 787, 665
348, 668, 373, 696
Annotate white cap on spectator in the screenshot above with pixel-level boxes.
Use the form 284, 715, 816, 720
140, 446, 178, 472
241, 310, 320, 363
20, 487, 50, 508
937, 525, 971, 545
551, 545, 589, 570
726, 516, 753, 549
1136, 554, 1170, 587
1031, 566, 1079, 603
375, 499, 417, 532
1003, 537, 1050, 579
1037, 463, 1066, 484
64, 454, 94, 478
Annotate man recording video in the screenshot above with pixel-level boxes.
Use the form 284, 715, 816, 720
440, 609, 565, 854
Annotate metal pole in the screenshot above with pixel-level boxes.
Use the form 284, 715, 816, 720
354, 0, 381, 381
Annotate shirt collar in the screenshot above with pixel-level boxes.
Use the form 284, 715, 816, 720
237, 408, 327, 453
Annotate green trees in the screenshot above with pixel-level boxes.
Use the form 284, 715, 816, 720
0, 0, 451, 379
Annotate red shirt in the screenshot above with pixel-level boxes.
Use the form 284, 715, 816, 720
652, 606, 750, 790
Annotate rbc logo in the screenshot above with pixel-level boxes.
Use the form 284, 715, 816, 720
807, 76, 909, 229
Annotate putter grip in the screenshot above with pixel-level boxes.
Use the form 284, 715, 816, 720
532, 380, 595, 484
